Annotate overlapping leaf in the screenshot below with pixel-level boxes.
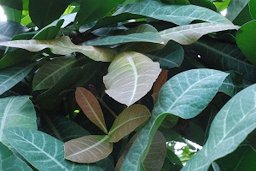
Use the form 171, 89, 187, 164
0, 96, 37, 143
182, 84, 256, 171
115, 1, 232, 25
0, 64, 34, 95
120, 69, 228, 170
108, 104, 150, 142
32, 57, 77, 90
103, 52, 161, 106
75, 87, 108, 134
64, 135, 113, 163
226, 0, 249, 21
5, 128, 103, 171
0, 36, 116, 62
160, 23, 239, 45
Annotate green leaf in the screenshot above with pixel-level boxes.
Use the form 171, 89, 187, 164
0, 96, 37, 143
188, 39, 256, 82
64, 135, 113, 163
3, 6, 22, 22
0, 64, 34, 95
29, 0, 70, 28
182, 84, 256, 171
115, 1, 232, 25
42, 114, 90, 142
0, 36, 116, 62
0, 142, 32, 171
108, 104, 150, 143
143, 131, 166, 171
249, 0, 256, 19
5, 128, 103, 171
160, 23, 239, 45
236, 20, 256, 65
75, 87, 108, 134
153, 69, 228, 119
103, 52, 161, 106
226, 0, 249, 21
76, 0, 124, 26
148, 42, 184, 69
120, 69, 228, 170
32, 57, 77, 91
189, 0, 217, 11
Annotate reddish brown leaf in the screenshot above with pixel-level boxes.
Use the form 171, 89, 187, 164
152, 70, 168, 102
75, 87, 108, 134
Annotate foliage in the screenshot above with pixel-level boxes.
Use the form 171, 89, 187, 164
0, 0, 255, 170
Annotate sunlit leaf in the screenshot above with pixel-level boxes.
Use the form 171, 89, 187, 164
65, 135, 113, 163
182, 84, 256, 170
75, 87, 108, 134
0, 36, 116, 62
108, 104, 150, 142
103, 52, 161, 106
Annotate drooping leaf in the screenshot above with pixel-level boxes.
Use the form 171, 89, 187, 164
29, 0, 70, 28
236, 20, 256, 65
147, 41, 184, 69
0, 64, 34, 95
75, 87, 108, 134
42, 114, 90, 142
226, 0, 249, 21
0, 36, 116, 62
120, 69, 228, 170
64, 135, 113, 163
143, 131, 166, 171
182, 84, 256, 171
32, 57, 77, 91
108, 104, 150, 143
0, 96, 37, 143
103, 52, 161, 106
114, 1, 232, 25
5, 128, 103, 171
0, 142, 33, 171
160, 23, 239, 45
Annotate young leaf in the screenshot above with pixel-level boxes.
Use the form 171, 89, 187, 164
115, 1, 232, 25
0, 64, 34, 95
108, 104, 150, 143
0, 96, 37, 143
182, 84, 256, 171
143, 131, 166, 171
120, 69, 228, 170
0, 142, 33, 171
75, 87, 108, 134
64, 135, 113, 163
5, 128, 103, 171
0, 36, 116, 62
103, 52, 161, 106
160, 23, 239, 45
32, 57, 77, 91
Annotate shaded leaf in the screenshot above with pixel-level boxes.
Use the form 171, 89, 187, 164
152, 70, 168, 102
160, 23, 239, 45
115, 1, 232, 25
0, 142, 32, 171
0, 36, 116, 62
120, 69, 228, 170
0, 0, 22, 10
75, 87, 108, 134
249, 0, 256, 19
64, 135, 113, 163
0, 96, 37, 143
103, 52, 161, 106
109, 104, 150, 142
0, 64, 34, 95
182, 84, 256, 170
0, 21, 27, 41
226, 0, 249, 21
143, 131, 166, 171
5, 128, 103, 171
32, 57, 77, 90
